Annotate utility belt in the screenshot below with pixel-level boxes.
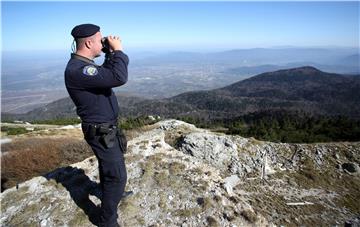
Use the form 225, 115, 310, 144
83, 123, 127, 152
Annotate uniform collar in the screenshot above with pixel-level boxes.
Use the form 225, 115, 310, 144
71, 53, 98, 66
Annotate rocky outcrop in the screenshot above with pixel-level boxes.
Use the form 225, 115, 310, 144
1, 120, 359, 226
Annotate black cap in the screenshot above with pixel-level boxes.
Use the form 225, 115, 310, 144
71, 23, 100, 39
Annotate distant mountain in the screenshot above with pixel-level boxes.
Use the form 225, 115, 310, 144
220, 66, 359, 100
339, 54, 360, 67
138, 47, 359, 66
2, 66, 360, 122
224, 64, 284, 76
1, 95, 149, 121
2, 48, 358, 115
225, 62, 360, 76
167, 66, 360, 119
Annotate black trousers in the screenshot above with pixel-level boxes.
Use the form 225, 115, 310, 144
82, 124, 127, 227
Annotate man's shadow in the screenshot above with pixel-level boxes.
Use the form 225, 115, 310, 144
43, 166, 102, 226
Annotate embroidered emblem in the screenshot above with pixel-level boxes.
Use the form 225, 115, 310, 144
83, 65, 98, 76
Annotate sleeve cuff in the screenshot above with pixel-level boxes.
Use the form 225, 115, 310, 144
112, 50, 129, 64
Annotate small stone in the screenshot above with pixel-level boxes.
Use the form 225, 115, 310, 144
40, 219, 48, 227
344, 216, 360, 227
181, 221, 189, 227
244, 165, 252, 173
342, 163, 360, 173
223, 175, 241, 195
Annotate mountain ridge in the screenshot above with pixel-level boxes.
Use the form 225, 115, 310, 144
2, 66, 360, 121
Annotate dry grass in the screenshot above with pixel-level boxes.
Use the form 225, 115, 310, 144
169, 162, 186, 175
206, 216, 220, 227
1, 137, 93, 191
124, 124, 158, 141
240, 209, 258, 223
1, 138, 63, 191
173, 207, 202, 217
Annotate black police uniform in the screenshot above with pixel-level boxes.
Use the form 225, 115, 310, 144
64, 24, 128, 227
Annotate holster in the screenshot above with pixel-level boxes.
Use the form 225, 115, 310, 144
83, 123, 127, 152
99, 126, 117, 149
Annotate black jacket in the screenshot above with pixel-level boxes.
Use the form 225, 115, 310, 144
64, 50, 129, 124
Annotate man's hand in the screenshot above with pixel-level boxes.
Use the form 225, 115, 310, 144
107, 35, 123, 51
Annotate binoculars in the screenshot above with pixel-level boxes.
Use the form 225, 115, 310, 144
101, 37, 111, 54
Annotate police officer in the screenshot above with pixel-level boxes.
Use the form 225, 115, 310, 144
64, 23, 129, 227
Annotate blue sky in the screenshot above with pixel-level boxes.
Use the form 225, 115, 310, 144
1, 1, 359, 52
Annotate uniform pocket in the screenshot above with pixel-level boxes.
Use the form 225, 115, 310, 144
99, 129, 117, 149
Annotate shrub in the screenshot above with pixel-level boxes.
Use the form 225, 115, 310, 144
1, 126, 30, 135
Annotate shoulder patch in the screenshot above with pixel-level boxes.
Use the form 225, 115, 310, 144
83, 65, 98, 76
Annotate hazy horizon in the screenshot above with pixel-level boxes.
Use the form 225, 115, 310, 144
2, 45, 359, 55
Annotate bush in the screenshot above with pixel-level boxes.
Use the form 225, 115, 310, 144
1, 126, 30, 135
